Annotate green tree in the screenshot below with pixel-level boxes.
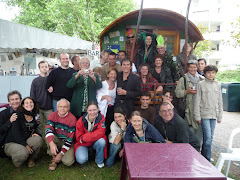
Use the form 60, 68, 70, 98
228, 17, 240, 47
194, 25, 214, 58
6, 0, 137, 42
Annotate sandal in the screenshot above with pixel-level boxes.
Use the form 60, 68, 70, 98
28, 158, 35, 168
48, 160, 57, 171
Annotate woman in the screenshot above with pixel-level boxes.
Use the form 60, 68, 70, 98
74, 102, 107, 168
136, 32, 157, 69
176, 43, 197, 77
175, 60, 204, 144
125, 111, 165, 143
139, 63, 162, 92
67, 56, 102, 119
151, 54, 174, 90
96, 68, 117, 135
106, 107, 127, 167
4, 97, 43, 167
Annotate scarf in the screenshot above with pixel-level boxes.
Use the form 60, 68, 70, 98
82, 75, 89, 112
23, 109, 35, 117
187, 72, 200, 87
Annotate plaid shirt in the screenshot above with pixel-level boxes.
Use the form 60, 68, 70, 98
141, 77, 158, 91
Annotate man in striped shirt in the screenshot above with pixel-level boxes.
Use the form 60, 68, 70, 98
45, 98, 77, 171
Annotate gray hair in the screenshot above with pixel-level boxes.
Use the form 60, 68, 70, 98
187, 60, 198, 67
79, 56, 91, 64
57, 98, 70, 107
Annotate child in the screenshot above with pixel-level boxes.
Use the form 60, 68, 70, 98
30, 61, 53, 136
194, 65, 223, 161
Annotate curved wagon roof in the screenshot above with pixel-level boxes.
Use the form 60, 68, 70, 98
100, 8, 203, 42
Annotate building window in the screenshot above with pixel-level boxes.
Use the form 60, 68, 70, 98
216, 61, 219, 65
216, 25, 220, 32
217, 44, 220, 51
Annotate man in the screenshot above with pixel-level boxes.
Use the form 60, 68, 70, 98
46, 53, 76, 111
45, 98, 77, 171
197, 58, 207, 76
101, 52, 122, 81
135, 91, 156, 125
0, 90, 22, 157
116, 50, 137, 73
156, 39, 180, 82
71, 55, 80, 71
30, 61, 52, 136
154, 102, 200, 151
90, 50, 109, 69
115, 58, 141, 118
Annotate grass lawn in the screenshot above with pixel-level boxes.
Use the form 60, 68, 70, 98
0, 147, 121, 180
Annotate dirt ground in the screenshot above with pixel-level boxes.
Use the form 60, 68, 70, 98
212, 111, 240, 179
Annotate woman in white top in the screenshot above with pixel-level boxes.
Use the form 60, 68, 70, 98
96, 68, 117, 135
106, 107, 127, 167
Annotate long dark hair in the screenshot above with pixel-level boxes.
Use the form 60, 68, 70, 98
20, 97, 39, 115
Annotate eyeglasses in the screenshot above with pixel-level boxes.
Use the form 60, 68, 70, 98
163, 95, 173, 100
129, 36, 134, 39
160, 109, 173, 114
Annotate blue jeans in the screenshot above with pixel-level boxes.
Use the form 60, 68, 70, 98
75, 138, 106, 165
106, 143, 122, 167
52, 99, 58, 112
201, 119, 216, 161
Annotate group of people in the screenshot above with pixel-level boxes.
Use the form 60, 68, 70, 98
0, 40, 222, 171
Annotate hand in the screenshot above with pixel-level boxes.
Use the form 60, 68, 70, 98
48, 86, 53, 93
185, 87, 196, 94
104, 95, 112, 102
119, 149, 124, 158
32, 133, 39, 137
54, 152, 63, 163
120, 121, 127, 131
156, 85, 163, 91
217, 121, 221, 123
49, 141, 58, 156
89, 71, 96, 82
26, 145, 33, 154
10, 113, 18, 123
163, 100, 174, 109
75, 69, 84, 79
196, 120, 201, 124
165, 139, 173, 143
117, 88, 127, 95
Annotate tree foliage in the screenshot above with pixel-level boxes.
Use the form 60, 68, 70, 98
6, 0, 137, 42
228, 17, 240, 47
194, 24, 214, 58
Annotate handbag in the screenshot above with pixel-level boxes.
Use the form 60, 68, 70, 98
176, 76, 187, 118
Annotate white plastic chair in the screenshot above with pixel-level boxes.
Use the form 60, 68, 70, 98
215, 128, 240, 176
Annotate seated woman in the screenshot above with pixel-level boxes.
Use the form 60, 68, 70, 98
125, 111, 165, 143
151, 54, 174, 90
106, 107, 127, 167
75, 102, 107, 168
176, 42, 197, 77
67, 56, 102, 119
96, 68, 117, 136
4, 97, 43, 167
139, 63, 162, 92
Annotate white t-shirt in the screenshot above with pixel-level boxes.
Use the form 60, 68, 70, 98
108, 121, 125, 144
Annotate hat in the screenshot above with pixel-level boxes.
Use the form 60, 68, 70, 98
156, 35, 165, 48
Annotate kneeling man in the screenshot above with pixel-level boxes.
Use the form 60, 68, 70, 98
154, 102, 200, 151
45, 98, 77, 171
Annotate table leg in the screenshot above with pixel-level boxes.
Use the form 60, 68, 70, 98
120, 151, 127, 180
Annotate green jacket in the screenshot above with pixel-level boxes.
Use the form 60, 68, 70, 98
67, 73, 102, 118
175, 74, 204, 129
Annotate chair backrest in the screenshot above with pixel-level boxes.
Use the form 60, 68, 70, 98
227, 128, 240, 152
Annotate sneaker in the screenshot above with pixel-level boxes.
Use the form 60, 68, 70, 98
96, 162, 104, 168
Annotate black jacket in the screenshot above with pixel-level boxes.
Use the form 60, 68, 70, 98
115, 72, 141, 118
0, 107, 15, 157
5, 112, 40, 147
154, 113, 200, 151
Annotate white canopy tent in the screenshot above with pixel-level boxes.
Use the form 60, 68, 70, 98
0, 18, 93, 54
